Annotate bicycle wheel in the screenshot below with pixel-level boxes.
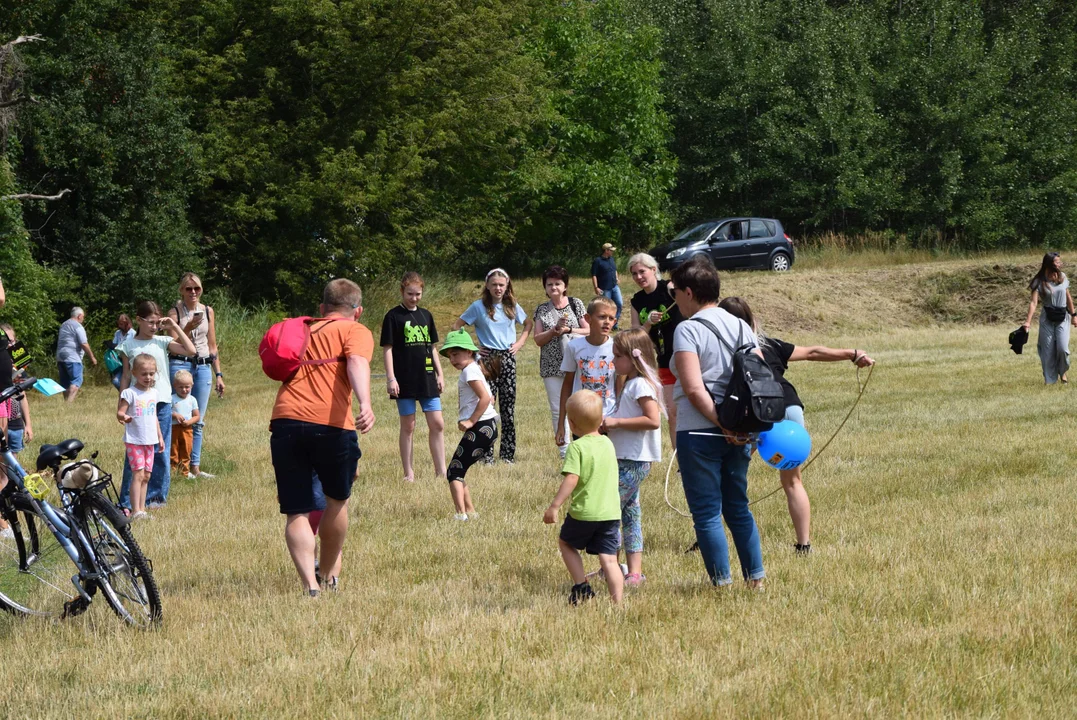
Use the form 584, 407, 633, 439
0, 493, 77, 618
79, 491, 161, 627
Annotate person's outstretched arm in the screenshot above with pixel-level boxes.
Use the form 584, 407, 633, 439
789, 346, 875, 367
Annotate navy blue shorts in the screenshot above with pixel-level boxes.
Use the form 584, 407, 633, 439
559, 515, 620, 556
270, 419, 361, 515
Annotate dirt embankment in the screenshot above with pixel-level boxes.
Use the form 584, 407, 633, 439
702, 257, 1037, 335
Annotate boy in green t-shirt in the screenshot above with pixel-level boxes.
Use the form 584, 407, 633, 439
543, 389, 624, 605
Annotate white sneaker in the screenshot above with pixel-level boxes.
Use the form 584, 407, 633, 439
453, 513, 468, 521
195, 471, 216, 479
146, 501, 166, 510
0, 527, 14, 540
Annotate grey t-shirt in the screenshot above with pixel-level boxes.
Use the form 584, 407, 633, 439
671, 306, 758, 432
56, 319, 88, 363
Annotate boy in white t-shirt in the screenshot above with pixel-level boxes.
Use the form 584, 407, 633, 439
170, 369, 201, 478
555, 297, 618, 448
118, 355, 164, 520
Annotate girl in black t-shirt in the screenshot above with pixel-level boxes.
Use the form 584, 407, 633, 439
719, 297, 874, 555
380, 272, 446, 482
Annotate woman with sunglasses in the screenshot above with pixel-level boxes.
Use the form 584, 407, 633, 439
1023, 252, 1077, 384
167, 272, 226, 478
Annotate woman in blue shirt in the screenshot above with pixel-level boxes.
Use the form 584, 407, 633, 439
453, 268, 533, 463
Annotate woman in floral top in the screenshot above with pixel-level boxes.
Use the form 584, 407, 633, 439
532, 265, 589, 457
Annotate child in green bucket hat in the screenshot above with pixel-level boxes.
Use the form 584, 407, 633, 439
440, 330, 500, 520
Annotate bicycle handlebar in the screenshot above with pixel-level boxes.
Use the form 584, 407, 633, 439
0, 377, 37, 405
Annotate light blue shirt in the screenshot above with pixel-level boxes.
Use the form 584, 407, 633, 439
459, 300, 527, 350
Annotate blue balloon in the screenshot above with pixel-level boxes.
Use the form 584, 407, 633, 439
757, 420, 812, 470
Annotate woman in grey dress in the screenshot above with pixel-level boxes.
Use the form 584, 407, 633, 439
1022, 252, 1077, 384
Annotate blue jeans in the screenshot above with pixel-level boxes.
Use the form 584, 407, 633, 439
119, 401, 172, 508
677, 429, 765, 585
110, 369, 123, 391
602, 285, 623, 325
169, 360, 212, 469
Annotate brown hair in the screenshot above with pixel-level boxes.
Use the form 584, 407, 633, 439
1030, 252, 1063, 293
482, 269, 517, 320
670, 255, 721, 305
612, 329, 666, 417
400, 271, 424, 290
323, 278, 363, 311
136, 300, 163, 320
717, 297, 756, 332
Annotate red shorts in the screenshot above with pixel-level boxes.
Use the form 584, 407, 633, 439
658, 367, 676, 386
125, 443, 155, 471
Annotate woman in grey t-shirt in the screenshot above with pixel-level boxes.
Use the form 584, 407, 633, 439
668, 255, 764, 589
1022, 253, 1077, 384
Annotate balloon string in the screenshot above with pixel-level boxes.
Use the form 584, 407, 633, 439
748, 362, 875, 506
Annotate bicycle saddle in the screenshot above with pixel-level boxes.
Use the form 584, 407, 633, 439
36, 438, 84, 471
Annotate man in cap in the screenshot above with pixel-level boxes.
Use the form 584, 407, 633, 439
591, 242, 622, 329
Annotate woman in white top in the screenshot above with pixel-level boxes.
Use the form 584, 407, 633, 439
167, 272, 225, 478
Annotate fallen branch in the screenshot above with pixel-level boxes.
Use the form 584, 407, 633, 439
6, 35, 44, 48
0, 188, 71, 202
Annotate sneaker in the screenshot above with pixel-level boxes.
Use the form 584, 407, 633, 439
501, 458, 515, 465
482, 457, 496, 466
306, 588, 320, 599
454, 513, 469, 521
0, 527, 14, 540
195, 471, 216, 479
466, 511, 479, 521
130, 511, 149, 522
794, 543, 812, 556
597, 563, 629, 580
625, 573, 646, 588
568, 582, 595, 606
146, 501, 166, 510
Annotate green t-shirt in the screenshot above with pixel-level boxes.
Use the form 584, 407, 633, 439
560, 434, 620, 521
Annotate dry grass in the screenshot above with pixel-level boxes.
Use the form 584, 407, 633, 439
0, 253, 1074, 717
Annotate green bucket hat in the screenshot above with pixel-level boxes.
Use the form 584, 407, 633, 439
439, 329, 479, 357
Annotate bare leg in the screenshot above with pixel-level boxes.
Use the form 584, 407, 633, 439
317, 497, 349, 581
462, 484, 475, 514
780, 467, 811, 546
449, 480, 469, 514
425, 411, 446, 478
285, 513, 319, 591
64, 385, 79, 403
398, 414, 416, 481
626, 551, 643, 576
558, 539, 587, 584
663, 384, 677, 451
597, 553, 624, 603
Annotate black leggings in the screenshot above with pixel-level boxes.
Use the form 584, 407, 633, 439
447, 418, 498, 482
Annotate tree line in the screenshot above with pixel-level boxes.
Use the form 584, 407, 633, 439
1, 0, 1075, 351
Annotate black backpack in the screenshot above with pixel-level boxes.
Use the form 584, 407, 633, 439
690, 317, 786, 434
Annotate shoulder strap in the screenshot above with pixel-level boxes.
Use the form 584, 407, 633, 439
690, 317, 744, 356
569, 297, 583, 324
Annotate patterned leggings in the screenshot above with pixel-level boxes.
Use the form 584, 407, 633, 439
484, 349, 517, 462
618, 459, 651, 554
447, 418, 498, 482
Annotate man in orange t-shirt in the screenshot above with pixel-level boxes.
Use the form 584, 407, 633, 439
270, 278, 376, 596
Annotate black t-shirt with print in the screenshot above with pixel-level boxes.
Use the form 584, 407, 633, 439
762, 337, 803, 409
379, 305, 440, 399
630, 284, 683, 369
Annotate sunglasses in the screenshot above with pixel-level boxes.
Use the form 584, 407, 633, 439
184, 286, 203, 292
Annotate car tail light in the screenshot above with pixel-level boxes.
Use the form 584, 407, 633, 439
784, 233, 793, 244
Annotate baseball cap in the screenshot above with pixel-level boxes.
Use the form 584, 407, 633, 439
602, 243, 616, 251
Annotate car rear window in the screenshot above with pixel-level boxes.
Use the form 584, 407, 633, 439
749, 220, 773, 238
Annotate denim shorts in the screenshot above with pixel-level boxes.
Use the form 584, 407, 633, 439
58, 361, 84, 388
559, 515, 621, 556
396, 397, 442, 416
7, 428, 24, 453
784, 404, 805, 427
270, 419, 361, 515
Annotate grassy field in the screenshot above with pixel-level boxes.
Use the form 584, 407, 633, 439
1, 254, 1074, 717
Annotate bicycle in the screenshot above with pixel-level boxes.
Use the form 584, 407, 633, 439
0, 377, 162, 627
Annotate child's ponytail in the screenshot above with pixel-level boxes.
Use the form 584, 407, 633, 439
478, 353, 502, 381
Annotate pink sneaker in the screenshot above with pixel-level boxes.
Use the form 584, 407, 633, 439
625, 573, 645, 588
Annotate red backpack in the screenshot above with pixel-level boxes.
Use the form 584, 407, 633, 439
259, 317, 345, 382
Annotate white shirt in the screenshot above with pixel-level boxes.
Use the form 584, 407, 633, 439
118, 335, 174, 404
458, 362, 497, 422
560, 336, 616, 417
113, 328, 136, 346
607, 377, 662, 462
121, 386, 160, 446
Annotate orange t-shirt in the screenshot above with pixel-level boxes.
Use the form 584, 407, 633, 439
271, 319, 374, 430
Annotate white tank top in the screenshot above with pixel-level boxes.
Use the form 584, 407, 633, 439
174, 302, 210, 357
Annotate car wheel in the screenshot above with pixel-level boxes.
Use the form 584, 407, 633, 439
771, 252, 791, 272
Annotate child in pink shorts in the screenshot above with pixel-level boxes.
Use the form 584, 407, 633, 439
117, 355, 164, 520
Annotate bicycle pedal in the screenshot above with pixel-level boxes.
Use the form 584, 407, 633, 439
62, 596, 90, 619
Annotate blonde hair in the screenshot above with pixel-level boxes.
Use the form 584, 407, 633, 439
481, 269, 518, 320
178, 272, 202, 293
131, 354, 158, 374
586, 296, 617, 316
172, 369, 193, 385
612, 329, 667, 417
566, 390, 603, 434
626, 253, 660, 276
